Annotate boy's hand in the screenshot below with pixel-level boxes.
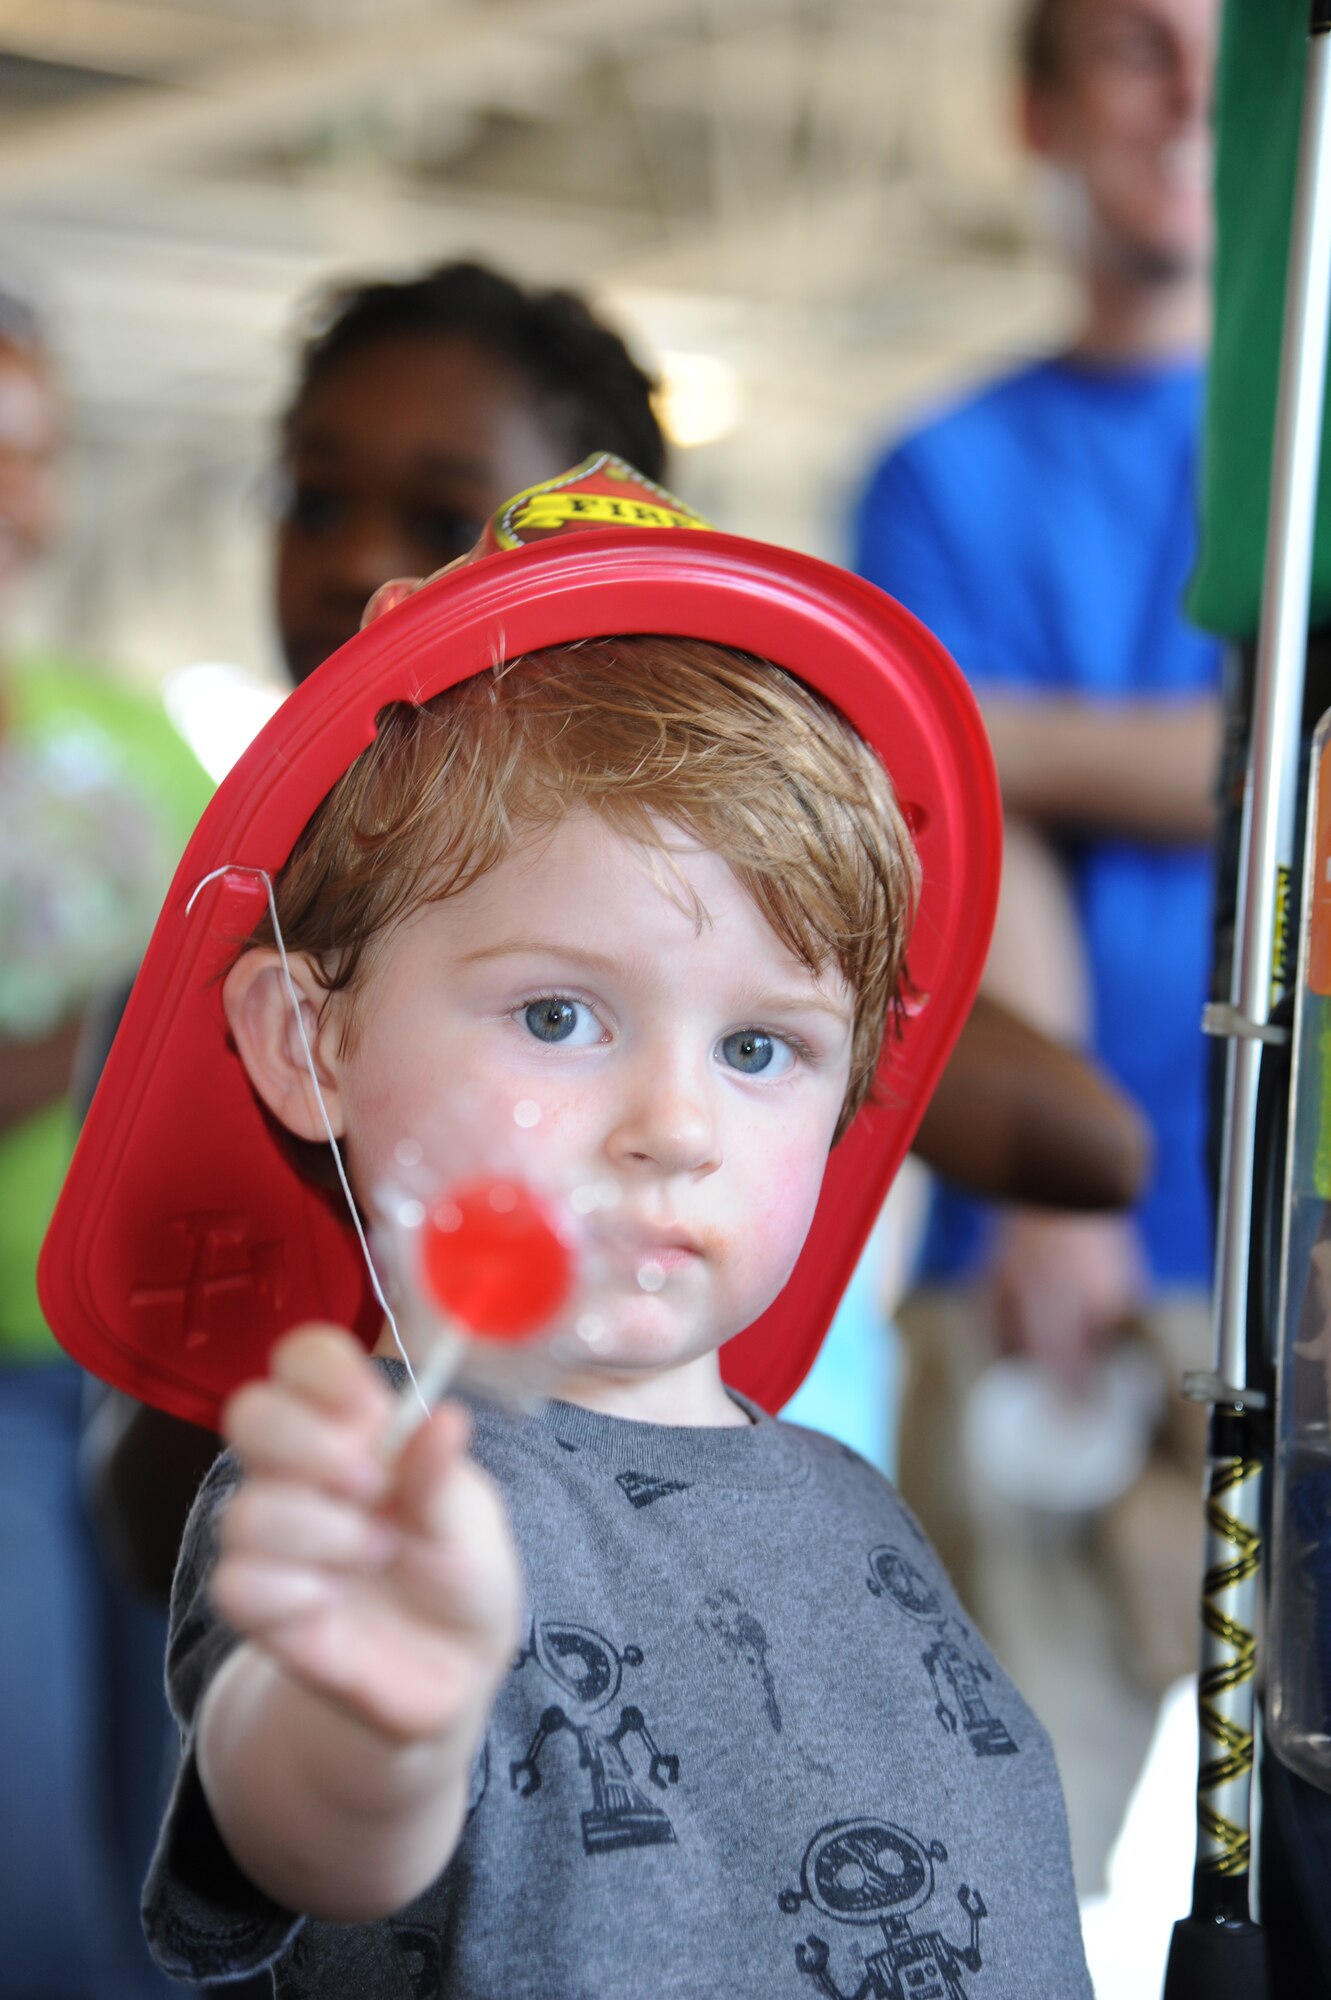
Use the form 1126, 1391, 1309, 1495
213, 1325, 523, 1747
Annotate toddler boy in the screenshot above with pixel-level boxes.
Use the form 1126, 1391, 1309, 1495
44, 459, 1092, 1997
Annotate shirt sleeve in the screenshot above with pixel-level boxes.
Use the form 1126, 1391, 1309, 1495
141, 1450, 305, 1984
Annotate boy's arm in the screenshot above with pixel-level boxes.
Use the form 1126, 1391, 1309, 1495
197, 1326, 522, 1922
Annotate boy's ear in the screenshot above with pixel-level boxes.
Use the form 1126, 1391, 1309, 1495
222, 948, 347, 1143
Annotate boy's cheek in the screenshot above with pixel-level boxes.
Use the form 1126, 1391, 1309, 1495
347, 1049, 546, 1150
734, 1139, 827, 1263
443, 1088, 588, 1177
352, 1083, 594, 1203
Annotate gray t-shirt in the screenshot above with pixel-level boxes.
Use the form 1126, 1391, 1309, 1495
144, 1386, 1093, 1998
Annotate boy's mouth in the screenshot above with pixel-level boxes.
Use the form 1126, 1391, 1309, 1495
601, 1223, 704, 1276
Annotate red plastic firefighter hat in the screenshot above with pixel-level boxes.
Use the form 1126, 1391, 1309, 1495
39, 455, 1000, 1423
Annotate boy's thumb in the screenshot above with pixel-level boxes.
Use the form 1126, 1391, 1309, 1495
394, 1398, 472, 1535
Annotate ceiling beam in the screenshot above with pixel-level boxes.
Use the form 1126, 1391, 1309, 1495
0, 0, 810, 199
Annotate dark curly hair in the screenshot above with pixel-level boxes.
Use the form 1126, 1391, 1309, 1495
283, 260, 666, 483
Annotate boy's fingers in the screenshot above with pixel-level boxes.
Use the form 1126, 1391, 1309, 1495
224, 1380, 389, 1503
221, 1481, 399, 1572
220, 1324, 394, 1499
392, 1400, 472, 1537
267, 1324, 391, 1422
211, 1554, 338, 1633
393, 1408, 523, 1650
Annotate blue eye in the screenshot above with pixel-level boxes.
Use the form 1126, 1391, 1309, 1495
520, 996, 605, 1048
721, 1029, 776, 1074
524, 998, 580, 1043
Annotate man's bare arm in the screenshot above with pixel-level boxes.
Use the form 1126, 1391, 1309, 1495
915, 993, 1151, 1211
980, 693, 1220, 843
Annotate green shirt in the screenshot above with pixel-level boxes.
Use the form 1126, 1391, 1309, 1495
1191, 0, 1331, 639
0, 654, 213, 1359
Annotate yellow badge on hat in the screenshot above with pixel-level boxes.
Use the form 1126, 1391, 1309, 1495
482, 453, 713, 553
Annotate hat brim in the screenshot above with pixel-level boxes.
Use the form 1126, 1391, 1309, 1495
39, 527, 1000, 1421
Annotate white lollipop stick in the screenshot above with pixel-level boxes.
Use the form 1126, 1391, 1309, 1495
383, 1323, 467, 1453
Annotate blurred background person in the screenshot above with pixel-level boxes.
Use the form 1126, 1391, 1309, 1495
852, 0, 1223, 1891
269, 261, 667, 689
0, 288, 212, 1997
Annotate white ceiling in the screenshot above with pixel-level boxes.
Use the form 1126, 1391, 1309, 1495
0, 0, 1073, 680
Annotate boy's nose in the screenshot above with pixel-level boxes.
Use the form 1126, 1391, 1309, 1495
605, 1064, 721, 1178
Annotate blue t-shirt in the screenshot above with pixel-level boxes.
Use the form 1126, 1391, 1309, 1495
855, 357, 1220, 1289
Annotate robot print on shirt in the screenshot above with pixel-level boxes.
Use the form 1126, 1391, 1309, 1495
271, 1918, 441, 1999
866, 1545, 1017, 1758
385, 1922, 443, 1998
509, 1617, 680, 1854
780, 1816, 987, 2000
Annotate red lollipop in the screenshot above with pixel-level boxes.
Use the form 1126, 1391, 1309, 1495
419, 1176, 575, 1342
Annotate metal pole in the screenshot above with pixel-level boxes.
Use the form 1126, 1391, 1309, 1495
1165, 6, 1331, 1993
